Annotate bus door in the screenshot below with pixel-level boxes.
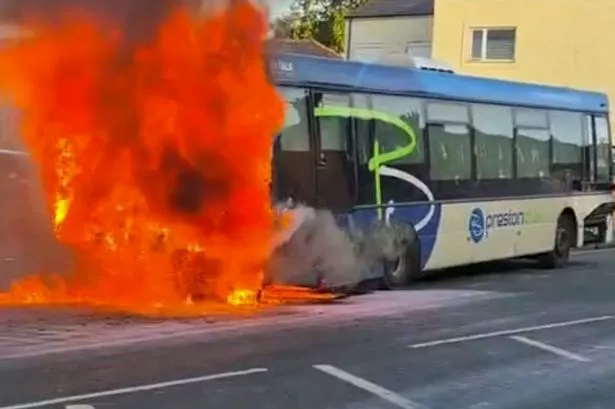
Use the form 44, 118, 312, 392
273, 87, 318, 206
311, 91, 356, 211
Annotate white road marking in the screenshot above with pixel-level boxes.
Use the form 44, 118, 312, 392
509, 335, 591, 362
0, 368, 268, 409
0, 149, 27, 155
409, 315, 614, 348
313, 364, 427, 409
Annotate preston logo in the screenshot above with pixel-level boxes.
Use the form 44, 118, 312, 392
469, 207, 526, 244
469, 208, 485, 243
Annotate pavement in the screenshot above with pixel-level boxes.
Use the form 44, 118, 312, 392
1, 247, 615, 408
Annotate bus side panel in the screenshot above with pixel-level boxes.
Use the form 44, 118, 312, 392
424, 193, 614, 271
349, 202, 442, 270
514, 197, 566, 257
426, 198, 555, 269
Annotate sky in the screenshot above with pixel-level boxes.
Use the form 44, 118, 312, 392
267, 0, 293, 18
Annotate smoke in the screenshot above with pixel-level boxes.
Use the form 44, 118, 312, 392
267, 203, 383, 289
0, 0, 180, 41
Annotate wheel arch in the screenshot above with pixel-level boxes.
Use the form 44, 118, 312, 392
559, 207, 578, 248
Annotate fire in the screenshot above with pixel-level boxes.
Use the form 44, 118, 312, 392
0, 1, 338, 315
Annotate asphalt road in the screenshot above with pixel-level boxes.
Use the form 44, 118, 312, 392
2, 248, 615, 409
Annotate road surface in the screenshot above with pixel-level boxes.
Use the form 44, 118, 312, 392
1, 248, 615, 409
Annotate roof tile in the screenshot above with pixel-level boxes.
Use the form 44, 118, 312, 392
266, 38, 343, 59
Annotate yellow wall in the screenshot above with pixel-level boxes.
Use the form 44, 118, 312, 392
432, 0, 615, 128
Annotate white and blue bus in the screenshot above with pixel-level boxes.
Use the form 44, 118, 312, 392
270, 53, 614, 288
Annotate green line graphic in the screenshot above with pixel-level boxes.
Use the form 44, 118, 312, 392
314, 106, 417, 219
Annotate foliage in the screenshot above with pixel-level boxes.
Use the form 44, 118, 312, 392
270, 0, 369, 53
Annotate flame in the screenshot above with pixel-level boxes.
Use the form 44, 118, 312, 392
227, 289, 260, 306
0, 1, 338, 315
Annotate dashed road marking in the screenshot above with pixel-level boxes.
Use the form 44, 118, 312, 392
408, 315, 614, 349
509, 335, 591, 362
313, 364, 428, 409
0, 368, 268, 409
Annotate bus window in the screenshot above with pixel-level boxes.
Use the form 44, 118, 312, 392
550, 111, 583, 166
472, 104, 513, 180
313, 91, 355, 210
317, 93, 349, 152
594, 116, 611, 182
427, 102, 471, 181
550, 110, 583, 189
371, 95, 424, 164
274, 86, 315, 205
513, 108, 550, 179
515, 108, 548, 128
583, 114, 596, 183
277, 87, 310, 152
516, 127, 550, 179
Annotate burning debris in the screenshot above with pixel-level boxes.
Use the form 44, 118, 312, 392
0, 0, 342, 315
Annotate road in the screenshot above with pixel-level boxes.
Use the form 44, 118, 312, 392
1, 248, 615, 409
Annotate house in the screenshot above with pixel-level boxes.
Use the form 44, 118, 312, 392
344, 0, 434, 61
346, 0, 615, 129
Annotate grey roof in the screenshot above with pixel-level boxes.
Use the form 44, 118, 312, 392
348, 0, 434, 18
266, 38, 343, 59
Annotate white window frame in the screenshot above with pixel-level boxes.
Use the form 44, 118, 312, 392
470, 27, 516, 62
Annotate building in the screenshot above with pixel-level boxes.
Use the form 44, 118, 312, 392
345, 0, 434, 61
346, 0, 615, 128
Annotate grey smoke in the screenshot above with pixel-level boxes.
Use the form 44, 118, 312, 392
267, 202, 391, 289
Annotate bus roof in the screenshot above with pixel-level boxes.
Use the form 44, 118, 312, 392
270, 53, 609, 113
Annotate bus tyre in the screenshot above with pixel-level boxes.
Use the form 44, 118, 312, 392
538, 213, 575, 269
368, 220, 421, 290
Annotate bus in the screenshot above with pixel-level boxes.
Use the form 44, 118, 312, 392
269, 53, 614, 289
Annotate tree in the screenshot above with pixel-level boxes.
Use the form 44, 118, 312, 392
271, 0, 368, 52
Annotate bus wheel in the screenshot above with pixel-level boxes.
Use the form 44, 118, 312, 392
378, 222, 421, 290
538, 213, 575, 269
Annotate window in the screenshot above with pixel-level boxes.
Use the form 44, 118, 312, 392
515, 108, 548, 128
584, 115, 596, 182
513, 108, 549, 178
316, 93, 349, 151
550, 110, 583, 165
371, 95, 425, 164
594, 116, 611, 181
471, 28, 516, 61
427, 102, 469, 123
352, 93, 372, 164
516, 128, 550, 178
277, 87, 310, 151
472, 104, 514, 179
427, 102, 472, 181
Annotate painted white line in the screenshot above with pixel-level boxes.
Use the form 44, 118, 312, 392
0, 149, 27, 155
0, 368, 268, 409
313, 364, 427, 409
509, 335, 591, 362
409, 315, 614, 349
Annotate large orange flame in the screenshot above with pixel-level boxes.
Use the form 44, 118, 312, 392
0, 1, 306, 315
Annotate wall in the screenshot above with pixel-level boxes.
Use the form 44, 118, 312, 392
432, 0, 615, 128
346, 15, 433, 61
